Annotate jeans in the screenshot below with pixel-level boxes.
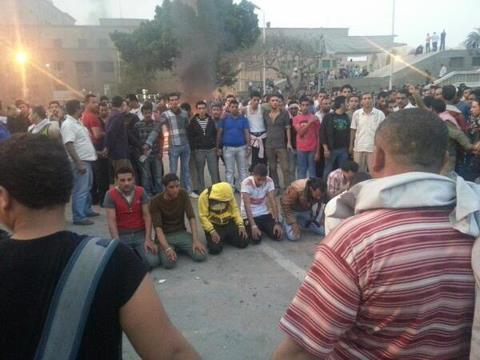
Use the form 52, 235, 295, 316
266, 148, 290, 189
288, 149, 297, 183
323, 148, 349, 179
223, 145, 248, 189
119, 230, 152, 269
297, 151, 316, 179
283, 210, 324, 241
153, 231, 207, 269
205, 219, 249, 254
194, 148, 220, 191
169, 143, 192, 193
139, 154, 163, 196
71, 161, 94, 222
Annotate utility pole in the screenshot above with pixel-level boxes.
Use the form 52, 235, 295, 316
388, 0, 396, 90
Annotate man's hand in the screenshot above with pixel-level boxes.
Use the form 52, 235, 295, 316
217, 148, 223, 157
142, 144, 151, 156
348, 146, 353, 156
144, 240, 158, 255
210, 230, 221, 244
76, 162, 87, 174
192, 240, 207, 256
238, 226, 248, 240
314, 151, 320, 162
473, 141, 480, 155
165, 247, 177, 262
287, 143, 293, 152
251, 225, 262, 240
246, 146, 252, 157
291, 223, 301, 238
273, 223, 283, 238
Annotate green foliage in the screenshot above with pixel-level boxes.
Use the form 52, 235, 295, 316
111, 0, 260, 88
465, 28, 480, 49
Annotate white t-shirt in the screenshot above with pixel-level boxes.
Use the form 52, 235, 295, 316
61, 115, 97, 161
246, 106, 265, 133
240, 175, 275, 218
351, 107, 385, 153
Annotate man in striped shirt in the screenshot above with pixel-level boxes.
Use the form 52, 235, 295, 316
273, 108, 480, 359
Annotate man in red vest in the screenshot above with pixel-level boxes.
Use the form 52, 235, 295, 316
103, 166, 155, 267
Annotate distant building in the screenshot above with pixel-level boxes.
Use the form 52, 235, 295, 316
0, 0, 143, 104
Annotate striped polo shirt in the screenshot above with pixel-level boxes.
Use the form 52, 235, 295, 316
280, 207, 475, 359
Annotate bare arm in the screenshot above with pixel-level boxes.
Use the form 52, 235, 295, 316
154, 226, 170, 251
106, 208, 120, 240
64, 142, 84, 170
349, 129, 356, 153
120, 275, 200, 360
216, 128, 223, 150
244, 128, 251, 146
242, 192, 257, 228
189, 217, 200, 244
272, 337, 317, 360
142, 204, 152, 243
286, 126, 292, 148
267, 190, 280, 222
91, 126, 105, 142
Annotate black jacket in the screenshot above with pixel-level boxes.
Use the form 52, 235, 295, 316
187, 115, 217, 150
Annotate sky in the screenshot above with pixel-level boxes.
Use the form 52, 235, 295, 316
53, 0, 477, 48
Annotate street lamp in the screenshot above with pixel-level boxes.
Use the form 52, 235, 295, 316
253, 4, 266, 95
15, 51, 28, 65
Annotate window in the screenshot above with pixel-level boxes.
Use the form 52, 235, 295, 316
53, 39, 62, 48
98, 61, 114, 73
78, 39, 87, 49
449, 57, 465, 69
472, 57, 480, 66
75, 62, 93, 78
99, 39, 109, 48
321, 59, 331, 68
331, 60, 338, 68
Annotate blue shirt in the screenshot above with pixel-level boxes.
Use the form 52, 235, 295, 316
220, 114, 249, 147
0, 123, 10, 143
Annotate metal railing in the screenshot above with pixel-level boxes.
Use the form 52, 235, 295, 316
433, 69, 480, 87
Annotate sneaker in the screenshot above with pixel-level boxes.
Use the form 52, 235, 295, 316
86, 211, 100, 218
189, 192, 199, 199
73, 219, 94, 226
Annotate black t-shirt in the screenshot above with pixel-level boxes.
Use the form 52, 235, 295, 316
0, 231, 147, 359
321, 112, 350, 150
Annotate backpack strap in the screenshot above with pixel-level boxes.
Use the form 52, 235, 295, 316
34, 237, 119, 360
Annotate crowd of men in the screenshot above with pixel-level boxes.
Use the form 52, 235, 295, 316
2, 80, 480, 358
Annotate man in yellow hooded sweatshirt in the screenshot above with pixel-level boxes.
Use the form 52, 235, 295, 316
198, 182, 248, 254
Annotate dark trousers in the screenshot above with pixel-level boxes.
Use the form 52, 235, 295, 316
205, 219, 248, 255
432, 41, 438, 52
244, 214, 280, 244
92, 158, 110, 205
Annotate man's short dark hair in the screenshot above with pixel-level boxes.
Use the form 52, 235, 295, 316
378, 91, 389, 99
141, 101, 153, 113
442, 85, 457, 101
15, 99, 27, 108
398, 88, 409, 97
180, 102, 191, 112
99, 101, 108, 108
299, 95, 310, 104
306, 177, 327, 192
431, 98, 447, 113
115, 166, 135, 178
196, 100, 207, 108
423, 95, 434, 109
49, 100, 60, 107
65, 100, 81, 116
270, 93, 284, 101
351, 172, 371, 187
0, 134, 73, 209
111, 96, 124, 108
341, 84, 353, 92
99, 95, 109, 102
211, 102, 222, 110
126, 94, 138, 102
375, 108, 448, 172
84, 94, 97, 103
168, 92, 180, 101
340, 160, 359, 173
229, 99, 239, 106
162, 173, 180, 187
252, 163, 268, 177
250, 91, 261, 99
32, 106, 47, 119
333, 96, 346, 110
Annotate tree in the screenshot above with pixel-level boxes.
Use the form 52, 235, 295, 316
111, 0, 260, 94
465, 28, 480, 49
241, 33, 325, 95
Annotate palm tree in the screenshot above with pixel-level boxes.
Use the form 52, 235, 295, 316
465, 28, 480, 49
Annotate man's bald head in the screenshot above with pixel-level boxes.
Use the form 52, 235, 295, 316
373, 109, 448, 176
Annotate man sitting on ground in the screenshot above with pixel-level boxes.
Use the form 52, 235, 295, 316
149, 173, 207, 269
198, 182, 248, 254
281, 178, 327, 241
327, 160, 359, 198
241, 164, 283, 244
103, 166, 153, 268
273, 108, 480, 359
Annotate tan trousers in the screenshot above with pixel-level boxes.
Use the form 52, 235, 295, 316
353, 151, 373, 173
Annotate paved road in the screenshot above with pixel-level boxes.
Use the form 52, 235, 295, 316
67, 198, 322, 360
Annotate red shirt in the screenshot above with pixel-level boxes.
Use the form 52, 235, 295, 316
106, 186, 146, 232
293, 113, 319, 152
280, 207, 475, 359
82, 111, 103, 146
